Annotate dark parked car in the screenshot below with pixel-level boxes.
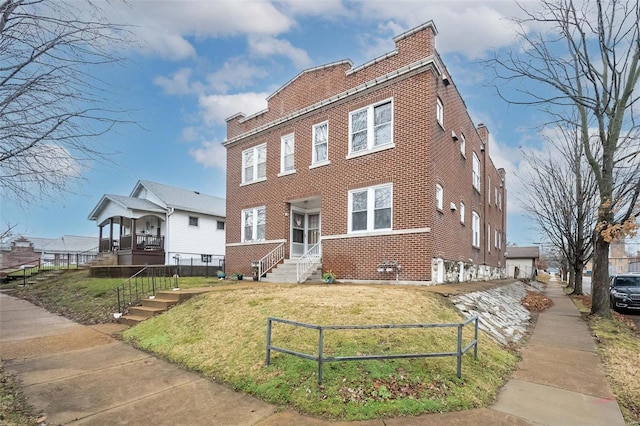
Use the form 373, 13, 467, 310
609, 273, 640, 312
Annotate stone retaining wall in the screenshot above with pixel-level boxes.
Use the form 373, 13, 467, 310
452, 281, 537, 345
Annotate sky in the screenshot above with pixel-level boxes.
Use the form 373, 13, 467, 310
1, 0, 635, 251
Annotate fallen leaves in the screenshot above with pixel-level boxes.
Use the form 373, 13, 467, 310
521, 291, 554, 312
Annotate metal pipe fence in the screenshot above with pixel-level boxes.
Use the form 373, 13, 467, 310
266, 316, 479, 385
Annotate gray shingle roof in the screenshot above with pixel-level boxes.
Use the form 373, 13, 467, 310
105, 194, 166, 213
134, 180, 225, 217
505, 246, 540, 259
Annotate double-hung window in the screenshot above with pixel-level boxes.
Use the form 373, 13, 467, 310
242, 207, 266, 242
472, 211, 480, 247
460, 133, 466, 156
242, 144, 266, 184
280, 134, 295, 174
460, 202, 465, 224
435, 184, 443, 210
472, 153, 481, 191
487, 224, 491, 252
349, 99, 393, 154
349, 184, 392, 232
436, 98, 444, 127
488, 176, 492, 204
312, 122, 328, 165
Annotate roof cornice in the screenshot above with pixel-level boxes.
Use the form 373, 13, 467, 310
223, 55, 443, 147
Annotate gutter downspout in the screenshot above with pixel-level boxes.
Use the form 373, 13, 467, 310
166, 207, 174, 264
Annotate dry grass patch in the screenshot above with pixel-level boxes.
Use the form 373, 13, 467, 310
124, 284, 517, 420
590, 316, 640, 424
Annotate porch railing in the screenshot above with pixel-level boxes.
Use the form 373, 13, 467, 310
296, 242, 321, 283
255, 242, 285, 281
101, 234, 165, 252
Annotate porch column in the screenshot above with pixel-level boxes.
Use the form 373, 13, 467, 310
120, 216, 124, 237
99, 226, 103, 252
132, 218, 136, 251
109, 218, 114, 252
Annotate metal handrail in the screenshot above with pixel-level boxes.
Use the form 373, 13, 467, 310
266, 316, 479, 384
296, 242, 321, 283
115, 266, 178, 314
257, 242, 285, 280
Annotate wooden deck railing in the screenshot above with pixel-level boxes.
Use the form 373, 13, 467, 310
99, 235, 165, 252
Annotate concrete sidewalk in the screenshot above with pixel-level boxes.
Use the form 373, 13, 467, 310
0, 278, 626, 425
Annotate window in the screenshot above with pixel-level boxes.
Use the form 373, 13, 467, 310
312, 122, 328, 164
435, 184, 443, 210
498, 190, 503, 210
217, 221, 225, 230
488, 176, 492, 205
188, 216, 198, 226
349, 184, 392, 232
242, 207, 266, 242
495, 186, 498, 206
472, 153, 481, 191
280, 134, 294, 174
436, 98, 444, 126
487, 224, 491, 252
460, 133, 466, 156
349, 99, 393, 154
460, 202, 465, 224
242, 144, 266, 184
472, 211, 480, 247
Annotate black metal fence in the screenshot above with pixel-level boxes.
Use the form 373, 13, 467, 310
115, 266, 178, 314
266, 316, 479, 385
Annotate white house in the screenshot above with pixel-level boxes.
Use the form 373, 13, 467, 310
505, 246, 540, 279
88, 180, 225, 266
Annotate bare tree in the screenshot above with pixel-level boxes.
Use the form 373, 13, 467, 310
0, 0, 130, 206
515, 120, 598, 295
488, 0, 640, 317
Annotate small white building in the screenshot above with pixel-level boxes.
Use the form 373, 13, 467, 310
505, 246, 539, 279
88, 180, 225, 265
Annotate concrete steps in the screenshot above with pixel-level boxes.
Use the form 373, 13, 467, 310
261, 259, 322, 283
118, 289, 207, 326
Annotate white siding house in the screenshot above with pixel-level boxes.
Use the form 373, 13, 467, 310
88, 180, 225, 265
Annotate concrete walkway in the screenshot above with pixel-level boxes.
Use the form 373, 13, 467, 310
0, 277, 626, 425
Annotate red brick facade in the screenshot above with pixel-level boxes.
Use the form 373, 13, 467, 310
224, 22, 507, 283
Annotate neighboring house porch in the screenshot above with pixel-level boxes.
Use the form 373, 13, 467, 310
88, 180, 226, 266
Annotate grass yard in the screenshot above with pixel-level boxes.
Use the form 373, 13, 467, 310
572, 295, 640, 424
123, 284, 518, 420
8, 270, 231, 324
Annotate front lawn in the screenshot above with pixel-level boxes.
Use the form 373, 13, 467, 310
8, 270, 228, 324
123, 284, 517, 420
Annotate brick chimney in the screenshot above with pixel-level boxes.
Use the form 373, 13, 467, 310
477, 123, 489, 155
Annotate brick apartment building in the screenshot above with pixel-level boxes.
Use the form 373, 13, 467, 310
223, 21, 507, 284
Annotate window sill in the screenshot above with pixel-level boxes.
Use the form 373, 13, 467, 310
309, 160, 331, 169
473, 186, 481, 194
346, 143, 395, 160
277, 170, 296, 177
240, 177, 267, 187
437, 121, 444, 131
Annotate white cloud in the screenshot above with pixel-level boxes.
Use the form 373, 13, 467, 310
206, 58, 268, 93
198, 92, 269, 125
248, 36, 312, 68
111, 1, 294, 60
153, 68, 203, 95
278, 0, 348, 16
190, 140, 227, 171
355, 1, 523, 59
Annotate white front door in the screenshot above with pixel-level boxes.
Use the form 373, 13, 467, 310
291, 211, 320, 257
